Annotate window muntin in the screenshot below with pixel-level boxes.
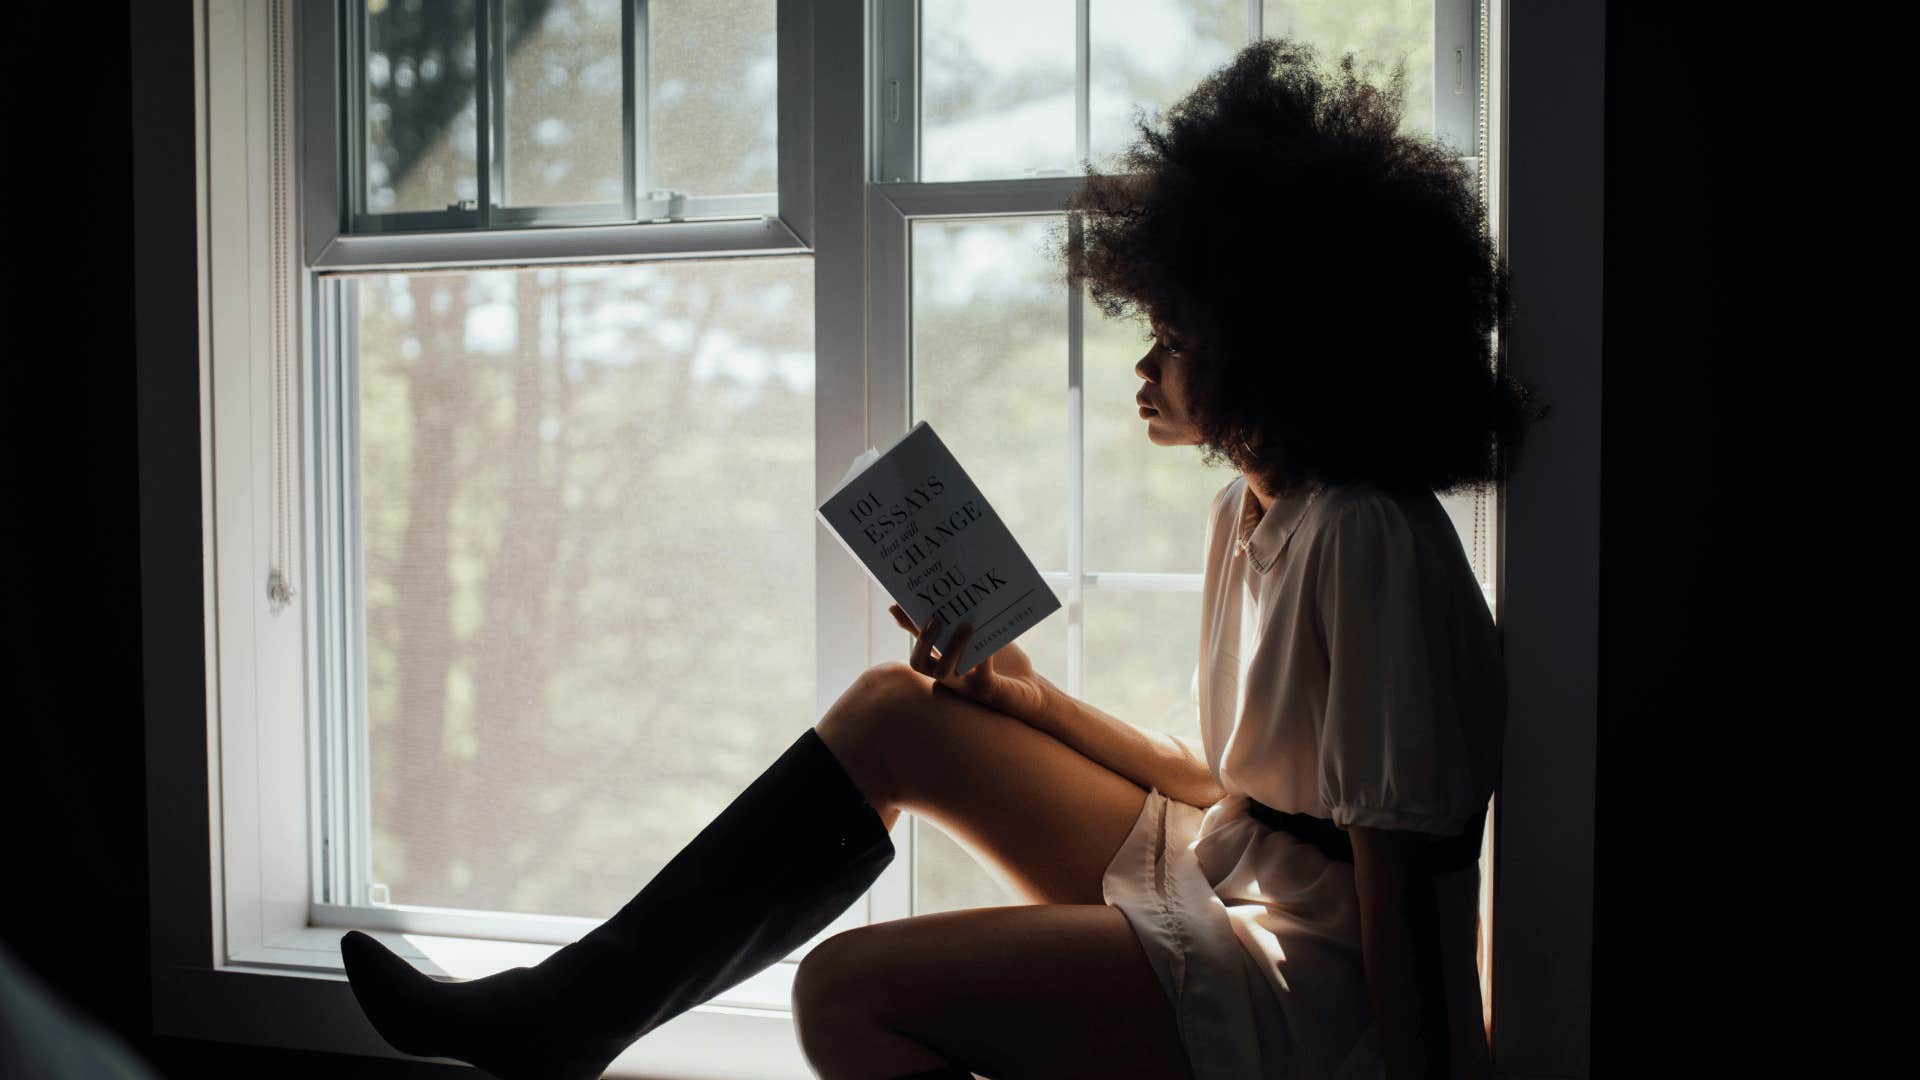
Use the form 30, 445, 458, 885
351, 258, 815, 919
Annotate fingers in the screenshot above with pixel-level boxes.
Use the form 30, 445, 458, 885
888, 604, 917, 636
934, 621, 975, 680
894, 605, 972, 680
908, 611, 942, 674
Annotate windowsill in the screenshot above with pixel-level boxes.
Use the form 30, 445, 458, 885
236, 921, 796, 1007
159, 924, 809, 1079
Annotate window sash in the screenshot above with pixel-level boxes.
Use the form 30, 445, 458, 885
874, 0, 1483, 186
304, 266, 874, 993
290, 0, 887, 973
189, 0, 856, 1069
341, 0, 775, 233
867, 5, 1501, 979
304, 0, 814, 267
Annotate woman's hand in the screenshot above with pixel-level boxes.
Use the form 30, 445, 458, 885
889, 604, 1050, 723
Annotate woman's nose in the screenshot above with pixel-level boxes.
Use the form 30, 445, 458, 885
1135, 351, 1156, 382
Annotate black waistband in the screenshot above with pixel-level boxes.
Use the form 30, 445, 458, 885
1246, 799, 1487, 874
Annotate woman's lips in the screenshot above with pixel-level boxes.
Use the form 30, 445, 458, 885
1139, 405, 1157, 418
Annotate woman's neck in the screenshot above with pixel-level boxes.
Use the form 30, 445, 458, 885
1244, 473, 1273, 516
1244, 472, 1321, 517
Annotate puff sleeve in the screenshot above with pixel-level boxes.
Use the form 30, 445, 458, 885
1312, 495, 1479, 837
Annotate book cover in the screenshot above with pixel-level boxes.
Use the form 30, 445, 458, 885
818, 420, 1061, 677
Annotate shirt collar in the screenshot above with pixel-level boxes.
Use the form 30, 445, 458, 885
1235, 475, 1324, 574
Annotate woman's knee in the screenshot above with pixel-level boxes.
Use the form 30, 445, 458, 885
815, 662, 925, 812
790, 930, 874, 1043
852, 660, 925, 709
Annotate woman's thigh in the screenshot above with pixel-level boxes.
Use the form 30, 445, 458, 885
815, 662, 1150, 907
792, 903, 1194, 1080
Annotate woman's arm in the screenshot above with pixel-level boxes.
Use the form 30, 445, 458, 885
1021, 672, 1228, 809
1351, 825, 1452, 1080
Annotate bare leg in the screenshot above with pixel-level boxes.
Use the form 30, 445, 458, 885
795, 663, 1191, 1078
811, 662, 1153, 907
794, 904, 1193, 1080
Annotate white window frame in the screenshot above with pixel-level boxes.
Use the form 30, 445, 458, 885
147, 1, 1600, 1077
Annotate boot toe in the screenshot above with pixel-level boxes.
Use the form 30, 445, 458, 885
340, 931, 444, 1058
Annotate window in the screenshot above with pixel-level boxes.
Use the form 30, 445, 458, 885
165, 1, 1583, 1076
346, 0, 778, 230
870, 0, 1499, 916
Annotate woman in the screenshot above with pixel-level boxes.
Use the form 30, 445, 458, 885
341, 37, 1544, 1080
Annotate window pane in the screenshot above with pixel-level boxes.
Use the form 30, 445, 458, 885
919, 1, 1244, 181
913, 819, 1023, 913
921, 0, 1075, 181
357, 258, 814, 919
1084, 590, 1203, 742
501, 0, 624, 207
1090, 0, 1243, 168
910, 218, 1068, 572
1084, 304, 1225, 573
648, 0, 778, 198
909, 612, 1068, 915
365, 0, 479, 213
1261, 0, 1436, 137
912, 2, 1443, 180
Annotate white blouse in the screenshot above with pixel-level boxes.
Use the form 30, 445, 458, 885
1200, 474, 1505, 836
1101, 474, 1503, 1080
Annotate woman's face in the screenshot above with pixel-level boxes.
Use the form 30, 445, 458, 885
1135, 320, 1202, 446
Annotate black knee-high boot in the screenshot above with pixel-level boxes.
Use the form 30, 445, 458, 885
340, 726, 895, 1080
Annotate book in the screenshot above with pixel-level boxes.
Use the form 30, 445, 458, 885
818, 420, 1061, 677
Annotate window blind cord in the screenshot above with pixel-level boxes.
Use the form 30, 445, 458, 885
1472, 0, 1492, 591
267, 0, 299, 615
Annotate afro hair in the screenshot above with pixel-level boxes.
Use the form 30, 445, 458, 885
1053, 36, 1548, 497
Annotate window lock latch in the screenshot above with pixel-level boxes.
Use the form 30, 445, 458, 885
642, 189, 690, 221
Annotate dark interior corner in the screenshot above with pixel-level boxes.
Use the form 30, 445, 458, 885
2, 1, 1879, 1076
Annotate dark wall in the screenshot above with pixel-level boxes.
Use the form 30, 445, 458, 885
1593, 6, 1882, 1077
6, 0, 149, 1057
3, 1, 1868, 1077
3, 2, 459, 1076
